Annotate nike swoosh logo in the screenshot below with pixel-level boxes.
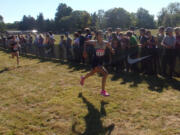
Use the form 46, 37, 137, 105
128, 55, 151, 64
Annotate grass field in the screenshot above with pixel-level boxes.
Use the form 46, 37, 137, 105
0, 49, 180, 135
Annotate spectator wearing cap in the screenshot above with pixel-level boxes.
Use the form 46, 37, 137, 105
161, 27, 176, 78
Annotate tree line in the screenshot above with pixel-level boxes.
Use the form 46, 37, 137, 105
0, 2, 179, 33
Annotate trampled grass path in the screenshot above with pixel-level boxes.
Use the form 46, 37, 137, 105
0, 50, 180, 135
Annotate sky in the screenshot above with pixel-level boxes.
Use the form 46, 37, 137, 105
0, 0, 179, 23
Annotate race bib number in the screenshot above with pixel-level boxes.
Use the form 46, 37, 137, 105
96, 49, 105, 57
13, 45, 18, 51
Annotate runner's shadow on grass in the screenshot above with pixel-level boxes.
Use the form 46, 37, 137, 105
0, 67, 18, 74
0, 67, 9, 74
72, 93, 115, 135
55, 60, 91, 73
67, 62, 91, 73
111, 72, 180, 92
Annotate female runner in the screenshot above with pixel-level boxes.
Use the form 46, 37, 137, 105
80, 30, 114, 96
9, 35, 20, 66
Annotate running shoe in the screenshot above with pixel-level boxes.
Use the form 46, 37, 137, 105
101, 90, 110, 96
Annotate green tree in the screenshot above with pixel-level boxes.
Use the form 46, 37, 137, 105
90, 13, 98, 30
158, 2, 180, 27
136, 8, 156, 29
55, 3, 73, 32
96, 10, 106, 29
19, 15, 36, 30
36, 13, 45, 32
104, 8, 132, 29
0, 15, 3, 23
59, 16, 73, 32
6, 21, 19, 30
44, 19, 55, 32
130, 13, 137, 27
0, 15, 6, 32
157, 8, 167, 26
59, 10, 91, 32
